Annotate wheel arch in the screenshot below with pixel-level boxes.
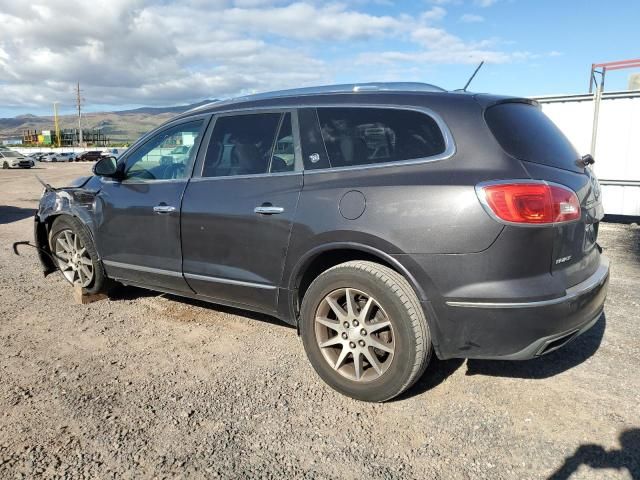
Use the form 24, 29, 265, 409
36, 210, 100, 262
288, 242, 429, 321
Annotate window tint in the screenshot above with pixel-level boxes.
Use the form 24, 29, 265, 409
316, 107, 446, 168
298, 108, 331, 170
125, 120, 203, 181
485, 102, 581, 173
202, 113, 282, 177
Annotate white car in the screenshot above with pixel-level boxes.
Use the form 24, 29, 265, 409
50, 152, 77, 162
0, 150, 35, 169
101, 148, 126, 160
39, 153, 57, 162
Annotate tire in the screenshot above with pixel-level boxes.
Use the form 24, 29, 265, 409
300, 260, 432, 402
2, 161, 8, 169
49, 216, 110, 295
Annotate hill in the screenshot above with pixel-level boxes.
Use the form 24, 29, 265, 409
0, 100, 215, 144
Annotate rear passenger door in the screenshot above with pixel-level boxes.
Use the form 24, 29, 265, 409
180, 110, 303, 312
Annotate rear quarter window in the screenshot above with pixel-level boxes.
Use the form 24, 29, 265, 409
316, 107, 446, 168
485, 102, 582, 172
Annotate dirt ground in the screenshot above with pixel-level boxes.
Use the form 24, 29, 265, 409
1, 162, 638, 479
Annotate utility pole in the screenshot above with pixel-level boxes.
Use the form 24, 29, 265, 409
53, 101, 61, 148
76, 82, 83, 146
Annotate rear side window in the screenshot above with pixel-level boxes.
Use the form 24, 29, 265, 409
316, 107, 446, 168
485, 103, 581, 172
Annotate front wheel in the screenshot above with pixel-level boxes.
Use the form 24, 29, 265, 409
300, 261, 432, 402
49, 216, 109, 295
2, 161, 8, 169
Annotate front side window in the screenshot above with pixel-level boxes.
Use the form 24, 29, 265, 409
316, 107, 446, 168
124, 120, 204, 181
202, 112, 295, 178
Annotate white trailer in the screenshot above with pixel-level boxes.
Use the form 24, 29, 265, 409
534, 91, 640, 219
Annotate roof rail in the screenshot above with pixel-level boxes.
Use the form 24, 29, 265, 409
188, 82, 446, 112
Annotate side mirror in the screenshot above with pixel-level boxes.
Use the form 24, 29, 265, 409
93, 156, 120, 178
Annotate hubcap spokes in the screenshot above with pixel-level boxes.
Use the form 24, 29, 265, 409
54, 229, 94, 288
315, 288, 394, 382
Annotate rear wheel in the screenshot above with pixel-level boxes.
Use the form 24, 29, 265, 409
49, 216, 109, 295
300, 261, 432, 402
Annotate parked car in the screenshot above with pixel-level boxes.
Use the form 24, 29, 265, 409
27, 152, 45, 161
39, 152, 58, 162
101, 148, 126, 160
34, 83, 609, 402
76, 150, 103, 162
49, 152, 77, 162
1, 150, 34, 168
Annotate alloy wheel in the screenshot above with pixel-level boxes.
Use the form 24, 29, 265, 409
54, 229, 94, 287
314, 288, 395, 382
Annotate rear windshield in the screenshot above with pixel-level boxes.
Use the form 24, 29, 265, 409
485, 102, 581, 172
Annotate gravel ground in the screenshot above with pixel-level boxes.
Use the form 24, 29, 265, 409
1, 163, 639, 479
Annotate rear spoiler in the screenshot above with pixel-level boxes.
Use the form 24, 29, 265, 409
472, 94, 539, 109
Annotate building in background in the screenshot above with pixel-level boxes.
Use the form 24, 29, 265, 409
21, 128, 111, 147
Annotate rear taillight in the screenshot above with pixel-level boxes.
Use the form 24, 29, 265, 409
476, 181, 581, 225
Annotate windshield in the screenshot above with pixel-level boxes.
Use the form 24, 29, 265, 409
2, 151, 21, 157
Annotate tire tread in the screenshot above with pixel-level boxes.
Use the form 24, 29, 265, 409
304, 260, 432, 401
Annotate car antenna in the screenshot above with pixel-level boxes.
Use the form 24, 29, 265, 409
462, 60, 485, 92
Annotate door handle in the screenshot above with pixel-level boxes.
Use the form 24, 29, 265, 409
153, 204, 176, 214
254, 205, 284, 215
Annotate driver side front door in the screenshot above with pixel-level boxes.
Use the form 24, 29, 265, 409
94, 116, 209, 292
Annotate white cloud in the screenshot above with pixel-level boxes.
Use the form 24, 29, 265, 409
358, 27, 530, 66
427, 0, 461, 5
474, 0, 498, 7
0, 0, 537, 112
460, 13, 485, 23
421, 6, 447, 22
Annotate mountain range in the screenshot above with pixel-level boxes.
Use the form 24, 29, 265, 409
0, 100, 215, 144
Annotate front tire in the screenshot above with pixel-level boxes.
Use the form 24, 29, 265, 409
300, 261, 432, 402
49, 216, 109, 295
2, 161, 8, 169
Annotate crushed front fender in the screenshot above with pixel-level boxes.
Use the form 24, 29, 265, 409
34, 176, 101, 276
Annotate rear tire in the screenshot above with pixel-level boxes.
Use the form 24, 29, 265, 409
49, 216, 110, 295
300, 260, 432, 402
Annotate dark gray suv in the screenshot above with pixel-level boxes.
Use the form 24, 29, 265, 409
35, 83, 609, 402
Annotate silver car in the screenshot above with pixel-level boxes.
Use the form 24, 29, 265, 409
1, 150, 34, 169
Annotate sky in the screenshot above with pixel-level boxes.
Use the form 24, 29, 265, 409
0, 0, 638, 117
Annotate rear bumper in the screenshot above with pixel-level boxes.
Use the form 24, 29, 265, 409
430, 256, 609, 360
